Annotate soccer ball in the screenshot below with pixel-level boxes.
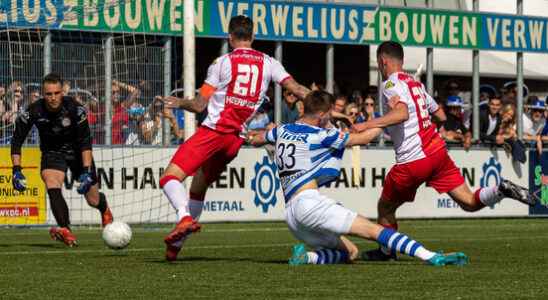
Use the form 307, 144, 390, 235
102, 221, 132, 249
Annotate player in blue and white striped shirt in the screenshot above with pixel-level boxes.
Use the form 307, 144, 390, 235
249, 90, 468, 266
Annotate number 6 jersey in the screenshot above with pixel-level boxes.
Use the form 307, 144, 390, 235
265, 123, 349, 202
202, 47, 291, 134
381, 72, 445, 164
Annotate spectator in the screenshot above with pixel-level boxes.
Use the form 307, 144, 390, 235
502, 81, 529, 106
440, 96, 471, 150
357, 96, 380, 123
446, 80, 461, 97
345, 103, 359, 125
497, 104, 526, 163
125, 103, 147, 145
26, 85, 41, 106
295, 100, 304, 119
498, 104, 517, 141
331, 95, 352, 129
247, 100, 272, 131
350, 89, 365, 108
2, 81, 24, 129
62, 80, 71, 95
279, 89, 299, 124
479, 84, 497, 109
333, 95, 347, 114
111, 79, 140, 144
536, 108, 548, 160
477, 97, 502, 145
141, 99, 165, 145
523, 98, 546, 142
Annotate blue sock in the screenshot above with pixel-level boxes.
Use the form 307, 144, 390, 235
377, 228, 435, 260
308, 249, 349, 264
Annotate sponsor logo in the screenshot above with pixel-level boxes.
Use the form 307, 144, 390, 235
534, 165, 548, 207
251, 156, 280, 213
480, 157, 502, 209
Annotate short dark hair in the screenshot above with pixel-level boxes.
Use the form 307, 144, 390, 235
377, 41, 404, 61
42, 73, 63, 86
229, 15, 253, 41
304, 90, 334, 115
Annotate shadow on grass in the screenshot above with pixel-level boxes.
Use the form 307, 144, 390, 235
144, 256, 289, 265
15, 243, 61, 249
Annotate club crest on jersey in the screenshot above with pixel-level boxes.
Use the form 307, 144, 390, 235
385, 80, 395, 89
62, 117, 71, 127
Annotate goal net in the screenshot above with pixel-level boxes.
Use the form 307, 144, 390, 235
0, 2, 180, 225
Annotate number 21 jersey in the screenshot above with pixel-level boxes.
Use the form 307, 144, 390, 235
382, 72, 446, 164
202, 47, 291, 134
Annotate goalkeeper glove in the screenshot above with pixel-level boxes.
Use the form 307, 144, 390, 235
77, 167, 94, 195
12, 166, 27, 192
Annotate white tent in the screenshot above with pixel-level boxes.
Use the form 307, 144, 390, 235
369, 0, 548, 84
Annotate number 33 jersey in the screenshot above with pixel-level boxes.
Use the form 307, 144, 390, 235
381, 72, 446, 164
202, 47, 291, 134
265, 123, 349, 201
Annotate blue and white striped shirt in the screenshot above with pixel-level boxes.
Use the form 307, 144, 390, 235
265, 123, 349, 201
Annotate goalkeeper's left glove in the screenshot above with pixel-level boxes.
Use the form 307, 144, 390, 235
77, 167, 94, 195
12, 166, 27, 192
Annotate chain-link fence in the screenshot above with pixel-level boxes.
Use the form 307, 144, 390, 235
1, 30, 170, 147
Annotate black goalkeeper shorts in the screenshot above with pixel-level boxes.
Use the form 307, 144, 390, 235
41, 151, 98, 184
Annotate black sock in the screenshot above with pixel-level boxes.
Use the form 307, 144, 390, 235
47, 188, 70, 228
95, 192, 108, 214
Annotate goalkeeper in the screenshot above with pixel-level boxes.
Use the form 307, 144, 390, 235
11, 73, 113, 247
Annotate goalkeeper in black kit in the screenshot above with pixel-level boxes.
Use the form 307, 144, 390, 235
11, 73, 113, 247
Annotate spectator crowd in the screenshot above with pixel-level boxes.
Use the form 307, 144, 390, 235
1, 77, 546, 163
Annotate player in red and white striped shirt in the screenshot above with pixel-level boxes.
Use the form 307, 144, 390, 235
354, 41, 535, 261
159, 15, 310, 261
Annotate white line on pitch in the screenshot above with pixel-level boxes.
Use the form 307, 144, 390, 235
1, 235, 548, 256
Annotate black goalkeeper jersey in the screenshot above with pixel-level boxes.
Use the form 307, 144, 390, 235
11, 96, 92, 156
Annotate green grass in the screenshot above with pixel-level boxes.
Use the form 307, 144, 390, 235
1, 219, 547, 299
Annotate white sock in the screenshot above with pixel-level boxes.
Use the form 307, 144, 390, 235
414, 247, 436, 261
172, 199, 204, 248
478, 186, 502, 207
162, 179, 190, 222
188, 199, 204, 221
306, 251, 318, 264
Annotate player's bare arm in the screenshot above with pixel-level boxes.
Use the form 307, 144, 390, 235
246, 130, 269, 147
431, 107, 447, 124
346, 128, 383, 146
353, 98, 409, 132
282, 78, 310, 99
81, 150, 93, 169
162, 94, 208, 114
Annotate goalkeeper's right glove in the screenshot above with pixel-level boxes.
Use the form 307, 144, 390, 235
12, 166, 27, 192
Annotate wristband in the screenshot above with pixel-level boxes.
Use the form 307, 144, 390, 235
12, 165, 22, 173
83, 166, 92, 173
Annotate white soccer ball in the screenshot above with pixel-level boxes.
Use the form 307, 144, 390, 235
102, 221, 132, 249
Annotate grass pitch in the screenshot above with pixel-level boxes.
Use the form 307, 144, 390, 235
1, 219, 547, 299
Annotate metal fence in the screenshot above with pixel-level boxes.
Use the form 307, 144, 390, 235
1, 30, 168, 146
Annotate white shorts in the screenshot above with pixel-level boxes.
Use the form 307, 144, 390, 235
285, 189, 357, 250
